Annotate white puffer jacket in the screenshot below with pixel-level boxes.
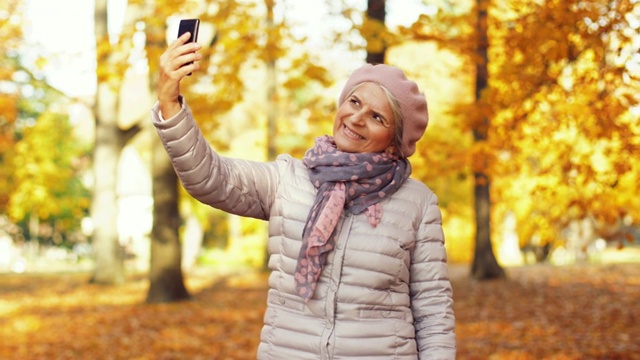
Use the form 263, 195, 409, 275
152, 100, 456, 360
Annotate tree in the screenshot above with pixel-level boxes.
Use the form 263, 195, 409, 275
8, 110, 91, 245
0, 0, 24, 213
2, 0, 91, 248
392, 0, 505, 278
361, 0, 503, 277
365, 0, 387, 64
142, 0, 269, 302
146, 132, 190, 302
143, 1, 190, 303
469, 0, 504, 279
265, 0, 278, 162
488, 0, 640, 253
397, 0, 640, 265
90, 0, 140, 285
262, 0, 278, 270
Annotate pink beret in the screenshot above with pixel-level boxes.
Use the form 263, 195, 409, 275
338, 64, 428, 157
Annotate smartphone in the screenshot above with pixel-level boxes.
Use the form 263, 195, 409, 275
177, 19, 200, 75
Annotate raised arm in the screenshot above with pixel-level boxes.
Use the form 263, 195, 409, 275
152, 100, 278, 220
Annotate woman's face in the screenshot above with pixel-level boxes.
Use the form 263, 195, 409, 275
333, 82, 396, 154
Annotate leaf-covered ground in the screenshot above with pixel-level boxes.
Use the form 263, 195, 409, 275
1, 263, 638, 359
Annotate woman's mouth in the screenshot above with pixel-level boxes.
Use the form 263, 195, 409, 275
343, 125, 364, 140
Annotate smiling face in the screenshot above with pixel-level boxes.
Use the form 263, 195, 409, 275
332, 82, 396, 154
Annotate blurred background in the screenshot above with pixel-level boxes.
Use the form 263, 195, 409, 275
1, 0, 639, 291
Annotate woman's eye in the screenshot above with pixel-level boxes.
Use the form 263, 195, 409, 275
373, 114, 388, 126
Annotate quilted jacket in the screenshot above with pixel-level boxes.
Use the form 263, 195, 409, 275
152, 100, 456, 359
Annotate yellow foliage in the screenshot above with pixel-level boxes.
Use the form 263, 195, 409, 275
360, 16, 399, 53
398, 0, 640, 254
0, 95, 18, 129
0, 0, 23, 211
7, 111, 90, 229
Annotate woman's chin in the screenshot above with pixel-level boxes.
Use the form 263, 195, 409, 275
334, 138, 357, 153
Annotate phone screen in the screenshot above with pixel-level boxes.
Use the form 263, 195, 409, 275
177, 19, 200, 42
177, 19, 200, 75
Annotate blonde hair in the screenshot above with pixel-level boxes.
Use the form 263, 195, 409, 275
380, 85, 404, 156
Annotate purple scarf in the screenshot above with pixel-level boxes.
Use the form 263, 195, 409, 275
294, 135, 411, 301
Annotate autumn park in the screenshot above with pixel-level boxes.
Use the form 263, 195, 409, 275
1, 0, 639, 359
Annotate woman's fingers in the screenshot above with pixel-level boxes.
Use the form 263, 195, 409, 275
171, 32, 192, 48
157, 34, 203, 117
167, 32, 196, 52
160, 37, 202, 77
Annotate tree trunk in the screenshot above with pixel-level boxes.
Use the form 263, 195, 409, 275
470, 0, 504, 280
146, 135, 190, 303
366, 0, 386, 64
266, 0, 277, 162
144, 14, 190, 303
90, 0, 125, 285
263, 0, 277, 270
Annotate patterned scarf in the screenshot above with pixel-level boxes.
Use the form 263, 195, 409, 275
294, 135, 411, 301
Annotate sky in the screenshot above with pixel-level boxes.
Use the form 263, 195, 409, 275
22, 0, 431, 98
23, 0, 125, 97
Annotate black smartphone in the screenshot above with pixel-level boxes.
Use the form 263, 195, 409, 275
177, 19, 200, 75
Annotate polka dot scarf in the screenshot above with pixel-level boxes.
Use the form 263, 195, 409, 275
294, 135, 411, 301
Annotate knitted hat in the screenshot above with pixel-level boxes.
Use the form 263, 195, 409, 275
338, 64, 428, 158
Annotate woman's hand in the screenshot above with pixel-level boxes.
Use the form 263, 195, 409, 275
157, 32, 203, 118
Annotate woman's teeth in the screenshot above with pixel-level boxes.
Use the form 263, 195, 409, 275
344, 126, 364, 139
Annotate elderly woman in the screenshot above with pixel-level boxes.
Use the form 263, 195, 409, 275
152, 32, 456, 359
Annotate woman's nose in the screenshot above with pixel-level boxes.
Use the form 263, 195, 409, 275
349, 110, 367, 126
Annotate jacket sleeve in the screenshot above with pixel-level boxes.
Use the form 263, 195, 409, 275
410, 191, 456, 359
151, 99, 278, 220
